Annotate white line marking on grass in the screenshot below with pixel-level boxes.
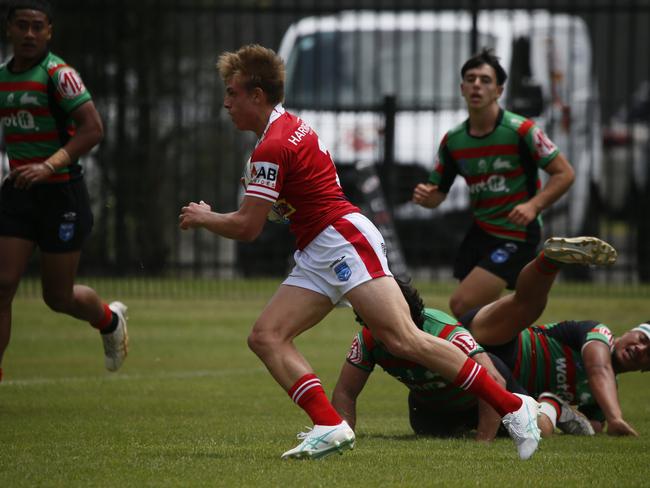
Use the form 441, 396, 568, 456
0, 367, 266, 387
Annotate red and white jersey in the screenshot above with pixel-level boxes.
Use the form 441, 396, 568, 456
243, 104, 359, 249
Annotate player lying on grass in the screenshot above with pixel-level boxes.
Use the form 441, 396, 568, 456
179, 44, 541, 461
462, 237, 643, 437
333, 236, 635, 439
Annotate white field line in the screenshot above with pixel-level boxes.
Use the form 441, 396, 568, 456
0, 367, 266, 387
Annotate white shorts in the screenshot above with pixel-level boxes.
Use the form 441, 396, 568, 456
283, 213, 393, 305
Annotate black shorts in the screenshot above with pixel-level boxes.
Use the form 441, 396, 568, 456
453, 223, 539, 289
408, 392, 479, 437
0, 177, 93, 253
460, 308, 522, 377
407, 352, 527, 437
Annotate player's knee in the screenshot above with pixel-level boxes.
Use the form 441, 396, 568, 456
42, 291, 72, 313
380, 330, 418, 360
0, 275, 20, 306
247, 324, 281, 356
449, 295, 469, 319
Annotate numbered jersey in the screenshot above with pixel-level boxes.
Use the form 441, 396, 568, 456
0, 51, 92, 182
429, 109, 559, 242
243, 104, 359, 249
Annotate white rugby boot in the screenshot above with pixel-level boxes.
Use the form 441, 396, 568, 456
102, 301, 129, 372
281, 420, 355, 460
502, 393, 542, 460
543, 236, 617, 266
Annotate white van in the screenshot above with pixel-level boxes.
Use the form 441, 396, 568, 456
277, 10, 602, 237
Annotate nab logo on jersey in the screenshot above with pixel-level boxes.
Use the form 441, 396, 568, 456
56, 68, 86, 99
250, 161, 279, 189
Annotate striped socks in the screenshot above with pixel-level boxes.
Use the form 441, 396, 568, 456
288, 373, 342, 426
452, 358, 523, 417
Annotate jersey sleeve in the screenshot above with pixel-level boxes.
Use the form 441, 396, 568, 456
49, 64, 92, 114
521, 122, 560, 169
542, 320, 614, 353
448, 327, 484, 357
345, 329, 376, 372
428, 134, 458, 193
244, 139, 288, 203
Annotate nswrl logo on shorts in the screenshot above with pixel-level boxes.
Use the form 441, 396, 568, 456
58, 212, 77, 242
490, 247, 510, 264
334, 261, 352, 282
58, 223, 75, 242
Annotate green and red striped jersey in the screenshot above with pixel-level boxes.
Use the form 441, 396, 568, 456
511, 320, 614, 421
0, 51, 92, 182
346, 308, 484, 412
429, 109, 559, 242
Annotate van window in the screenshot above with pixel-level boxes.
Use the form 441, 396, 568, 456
285, 30, 496, 111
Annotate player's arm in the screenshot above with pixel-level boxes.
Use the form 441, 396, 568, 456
331, 361, 371, 431
11, 101, 104, 189
472, 352, 504, 441
582, 341, 639, 436
508, 154, 575, 226
179, 196, 272, 242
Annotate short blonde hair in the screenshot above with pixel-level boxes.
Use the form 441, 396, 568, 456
217, 44, 285, 105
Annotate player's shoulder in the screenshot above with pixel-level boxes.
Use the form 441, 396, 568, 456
39, 52, 70, 76
500, 109, 536, 136
443, 120, 467, 145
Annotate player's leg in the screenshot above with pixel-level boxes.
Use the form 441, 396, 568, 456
0, 236, 35, 377
247, 284, 354, 460
347, 276, 540, 460
449, 226, 526, 318
468, 236, 617, 346
40, 251, 128, 371
247, 284, 334, 389
449, 267, 505, 319
537, 392, 595, 436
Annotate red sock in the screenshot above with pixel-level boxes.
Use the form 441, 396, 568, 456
453, 358, 523, 417
0, 367, 3, 383
534, 251, 562, 275
91, 303, 113, 330
288, 374, 342, 426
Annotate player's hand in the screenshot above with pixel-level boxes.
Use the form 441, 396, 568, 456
507, 202, 539, 226
9, 163, 54, 189
412, 183, 440, 208
179, 200, 212, 230
606, 417, 639, 436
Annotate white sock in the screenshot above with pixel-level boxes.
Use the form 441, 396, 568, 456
539, 401, 558, 427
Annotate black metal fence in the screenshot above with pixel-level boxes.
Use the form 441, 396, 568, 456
1, 0, 649, 287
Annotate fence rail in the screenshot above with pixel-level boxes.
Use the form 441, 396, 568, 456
1, 1, 648, 291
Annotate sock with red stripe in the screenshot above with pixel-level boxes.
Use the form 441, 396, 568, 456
539, 397, 561, 427
452, 358, 523, 417
535, 251, 564, 275
288, 373, 342, 426
91, 304, 118, 334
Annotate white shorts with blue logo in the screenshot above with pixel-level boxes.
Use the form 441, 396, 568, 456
283, 212, 392, 305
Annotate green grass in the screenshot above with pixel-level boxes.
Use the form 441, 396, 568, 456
1, 285, 649, 487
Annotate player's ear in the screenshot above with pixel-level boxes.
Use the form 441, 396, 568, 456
252, 87, 267, 105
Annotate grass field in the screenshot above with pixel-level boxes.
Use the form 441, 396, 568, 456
1, 282, 649, 487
